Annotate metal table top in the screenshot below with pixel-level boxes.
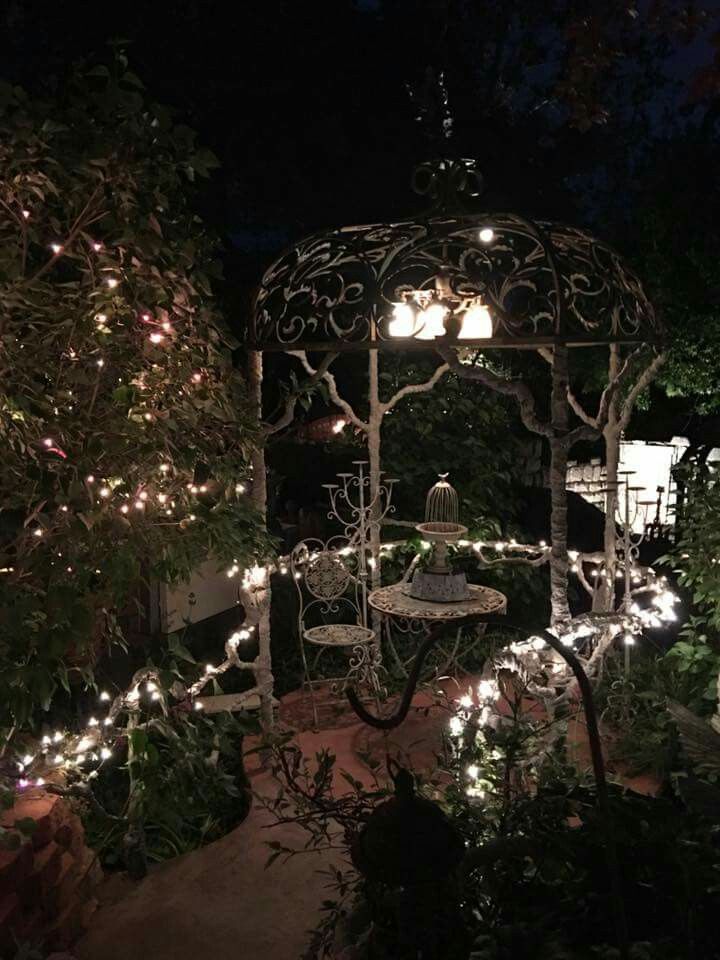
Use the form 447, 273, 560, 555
368, 581, 507, 623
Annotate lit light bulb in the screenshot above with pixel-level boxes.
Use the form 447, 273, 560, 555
160, 463, 170, 473
479, 227, 495, 243
106, 277, 119, 289
134, 500, 145, 510
93, 242, 102, 252
100, 747, 112, 760
22, 209, 30, 219
477, 679, 496, 701
458, 302, 492, 340
120, 504, 129, 514
149, 333, 164, 344
99, 486, 111, 498
389, 301, 417, 338
449, 716, 463, 737
192, 372, 202, 383
415, 302, 447, 340
50, 243, 63, 254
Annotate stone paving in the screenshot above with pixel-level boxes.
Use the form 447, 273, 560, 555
73, 682, 657, 960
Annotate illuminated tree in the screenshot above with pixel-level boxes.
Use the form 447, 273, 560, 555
0, 57, 269, 726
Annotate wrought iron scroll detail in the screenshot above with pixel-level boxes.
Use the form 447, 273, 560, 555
251, 210, 659, 350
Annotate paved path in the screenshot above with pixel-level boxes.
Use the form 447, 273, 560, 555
73, 684, 657, 960
75, 690, 447, 960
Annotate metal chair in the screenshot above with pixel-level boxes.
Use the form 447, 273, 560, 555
290, 536, 382, 726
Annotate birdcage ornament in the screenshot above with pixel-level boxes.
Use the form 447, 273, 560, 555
410, 475, 470, 602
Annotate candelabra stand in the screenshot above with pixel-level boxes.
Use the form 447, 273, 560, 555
614, 472, 654, 674
322, 461, 397, 625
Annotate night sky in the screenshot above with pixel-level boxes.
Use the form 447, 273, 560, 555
5, 1, 717, 251
2, 0, 719, 346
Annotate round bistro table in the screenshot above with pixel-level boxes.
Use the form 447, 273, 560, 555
346, 581, 507, 729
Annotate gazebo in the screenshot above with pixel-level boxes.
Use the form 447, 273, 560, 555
249, 157, 662, 624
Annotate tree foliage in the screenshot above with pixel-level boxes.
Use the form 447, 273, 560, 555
0, 56, 269, 726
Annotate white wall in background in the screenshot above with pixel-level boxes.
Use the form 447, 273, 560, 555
568, 437, 692, 532
157, 557, 240, 634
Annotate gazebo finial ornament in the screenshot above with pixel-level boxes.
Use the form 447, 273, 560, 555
249, 159, 661, 353
411, 157, 484, 213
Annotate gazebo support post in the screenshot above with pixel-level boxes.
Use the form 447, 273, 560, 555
549, 344, 571, 624
247, 349, 276, 733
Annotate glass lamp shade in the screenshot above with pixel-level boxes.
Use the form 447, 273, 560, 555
458, 302, 492, 339
415, 302, 448, 340
389, 301, 417, 338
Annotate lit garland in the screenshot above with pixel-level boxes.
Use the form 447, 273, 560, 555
13, 608, 263, 791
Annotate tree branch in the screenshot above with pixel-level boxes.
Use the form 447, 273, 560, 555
567, 388, 599, 428
264, 352, 338, 436
381, 362, 449, 413
618, 351, 666, 430
22, 184, 105, 288
594, 345, 645, 426
438, 348, 553, 438
288, 350, 368, 432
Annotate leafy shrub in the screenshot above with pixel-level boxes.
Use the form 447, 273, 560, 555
82, 706, 255, 867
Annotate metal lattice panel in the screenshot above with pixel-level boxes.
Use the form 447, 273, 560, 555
250, 197, 659, 352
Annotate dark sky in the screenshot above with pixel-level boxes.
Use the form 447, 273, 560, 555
2, 0, 718, 261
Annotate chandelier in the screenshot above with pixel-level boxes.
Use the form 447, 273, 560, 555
389, 272, 493, 342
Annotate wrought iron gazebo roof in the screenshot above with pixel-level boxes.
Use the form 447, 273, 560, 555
249, 161, 661, 352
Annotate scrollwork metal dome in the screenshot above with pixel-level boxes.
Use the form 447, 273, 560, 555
249, 159, 660, 352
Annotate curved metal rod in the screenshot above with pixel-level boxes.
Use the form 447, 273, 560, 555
346, 622, 447, 730
346, 615, 628, 958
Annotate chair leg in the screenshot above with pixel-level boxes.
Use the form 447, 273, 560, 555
299, 637, 319, 729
